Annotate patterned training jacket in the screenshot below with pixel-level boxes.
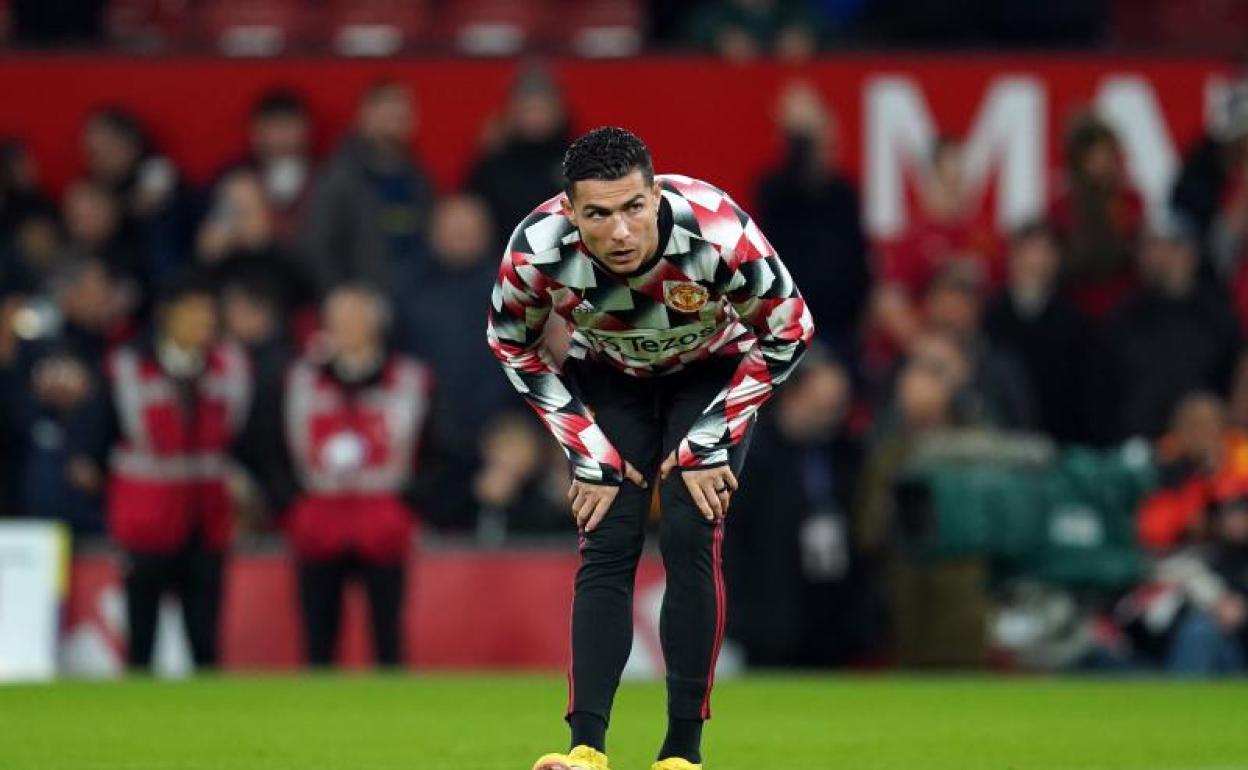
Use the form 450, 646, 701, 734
487, 174, 815, 485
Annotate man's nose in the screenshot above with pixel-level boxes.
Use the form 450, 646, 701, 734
611, 214, 630, 240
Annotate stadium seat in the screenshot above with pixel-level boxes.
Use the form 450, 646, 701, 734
106, 0, 185, 51
438, 0, 551, 56
325, 0, 429, 57
553, 0, 644, 58
0, 0, 10, 45
196, 0, 307, 57
1110, 0, 1248, 52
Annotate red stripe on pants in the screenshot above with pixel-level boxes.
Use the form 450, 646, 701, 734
700, 521, 726, 719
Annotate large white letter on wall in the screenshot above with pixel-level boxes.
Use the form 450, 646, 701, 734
865, 76, 1046, 238
1095, 76, 1179, 225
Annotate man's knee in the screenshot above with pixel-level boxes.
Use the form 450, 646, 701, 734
578, 511, 646, 580
659, 476, 716, 564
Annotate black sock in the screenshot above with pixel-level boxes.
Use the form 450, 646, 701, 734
658, 717, 703, 764
568, 711, 607, 753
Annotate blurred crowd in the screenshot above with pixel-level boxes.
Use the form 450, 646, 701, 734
3, 1, 1244, 57
4, 60, 1248, 674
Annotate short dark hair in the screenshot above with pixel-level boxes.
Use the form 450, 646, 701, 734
251, 88, 307, 121
361, 78, 408, 106
1065, 111, 1119, 171
86, 106, 149, 155
562, 126, 653, 197
157, 267, 217, 310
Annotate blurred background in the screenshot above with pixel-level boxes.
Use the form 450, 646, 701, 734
1, 0, 1248, 682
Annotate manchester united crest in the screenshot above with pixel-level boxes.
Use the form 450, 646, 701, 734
663, 281, 709, 313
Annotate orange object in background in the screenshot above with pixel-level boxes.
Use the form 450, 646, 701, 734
1138, 431, 1248, 550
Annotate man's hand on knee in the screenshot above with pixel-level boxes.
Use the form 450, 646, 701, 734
568, 462, 647, 533
660, 451, 738, 522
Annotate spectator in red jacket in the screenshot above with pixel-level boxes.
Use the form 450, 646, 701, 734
1138, 393, 1248, 550
70, 269, 253, 671
871, 136, 1003, 365
1048, 111, 1145, 318
283, 282, 434, 668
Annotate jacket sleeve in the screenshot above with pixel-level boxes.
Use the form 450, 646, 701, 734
486, 243, 624, 485
1155, 549, 1229, 611
1138, 475, 1208, 550
66, 360, 119, 470
297, 163, 351, 296
676, 216, 815, 470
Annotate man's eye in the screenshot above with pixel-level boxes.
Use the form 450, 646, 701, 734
629, 202, 644, 213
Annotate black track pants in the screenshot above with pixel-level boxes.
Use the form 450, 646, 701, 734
563, 354, 751, 725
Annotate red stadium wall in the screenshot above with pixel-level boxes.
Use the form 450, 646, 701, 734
0, 55, 1232, 235
63, 549, 667, 671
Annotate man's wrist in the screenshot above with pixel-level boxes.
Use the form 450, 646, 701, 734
677, 439, 728, 469
677, 461, 729, 473
575, 475, 622, 487
574, 461, 623, 486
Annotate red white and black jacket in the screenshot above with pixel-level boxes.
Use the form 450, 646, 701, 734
487, 174, 815, 485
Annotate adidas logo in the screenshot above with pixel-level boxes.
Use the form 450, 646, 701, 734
572, 299, 595, 314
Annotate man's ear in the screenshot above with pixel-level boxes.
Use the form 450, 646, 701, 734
652, 180, 662, 203
560, 193, 575, 224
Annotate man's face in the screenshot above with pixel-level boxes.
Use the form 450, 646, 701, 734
62, 261, 115, 330
222, 289, 276, 346
1140, 236, 1197, 296
164, 295, 219, 352
325, 290, 382, 354
1080, 139, 1120, 187
1217, 507, 1248, 544
360, 88, 415, 149
923, 282, 982, 340
1009, 233, 1059, 291
510, 90, 563, 143
431, 195, 491, 270
562, 170, 662, 275
251, 113, 308, 161
83, 121, 139, 183
898, 363, 954, 429
63, 182, 119, 245
932, 145, 965, 195
1175, 397, 1226, 466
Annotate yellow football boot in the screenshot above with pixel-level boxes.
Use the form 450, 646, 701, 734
531, 745, 611, 770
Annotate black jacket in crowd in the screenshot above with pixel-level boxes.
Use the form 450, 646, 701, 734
755, 137, 870, 362
983, 290, 1093, 444
1093, 284, 1241, 441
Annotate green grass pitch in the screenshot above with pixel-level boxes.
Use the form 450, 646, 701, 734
2, 674, 1247, 769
